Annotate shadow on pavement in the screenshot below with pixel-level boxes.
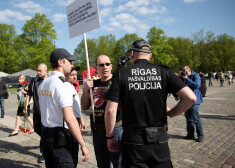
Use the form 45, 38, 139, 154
168, 134, 185, 139
0, 139, 40, 160
200, 114, 235, 120
0, 158, 40, 168
0, 126, 13, 134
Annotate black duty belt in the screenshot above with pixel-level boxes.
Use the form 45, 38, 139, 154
123, 126, 168, 145
125, 126, 166, 134
43, 126, 69, 131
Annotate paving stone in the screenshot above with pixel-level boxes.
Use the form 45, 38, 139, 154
221, 164, 233, 168
1, 81, 235, 168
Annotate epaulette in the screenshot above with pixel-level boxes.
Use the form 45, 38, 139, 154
58, 76, 67, 83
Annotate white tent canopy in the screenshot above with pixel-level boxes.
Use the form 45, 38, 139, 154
9, 69, 37, 77
0, 71, 9, 77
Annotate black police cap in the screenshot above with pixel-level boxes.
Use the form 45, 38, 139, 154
130, 39, 151, 53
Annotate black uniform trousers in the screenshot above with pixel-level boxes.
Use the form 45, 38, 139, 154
41, 127, 79, 168
122, 142, 173, 168
121, 127, 173, 168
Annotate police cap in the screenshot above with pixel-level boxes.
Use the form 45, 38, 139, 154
130, 39, 151, 53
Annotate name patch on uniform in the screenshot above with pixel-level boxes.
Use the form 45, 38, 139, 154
39, 90, 52, 97
128, 68, 162, 90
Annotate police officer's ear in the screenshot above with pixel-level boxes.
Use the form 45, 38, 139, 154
130, 50, 135, 59
58, 59, 65, 67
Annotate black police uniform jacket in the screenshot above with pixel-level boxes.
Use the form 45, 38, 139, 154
106, 59, 185, 143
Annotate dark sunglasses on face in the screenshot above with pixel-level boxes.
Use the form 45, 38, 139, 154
97, 63, 112, 67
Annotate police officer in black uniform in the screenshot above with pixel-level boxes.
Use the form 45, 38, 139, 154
105, 39, 196, 167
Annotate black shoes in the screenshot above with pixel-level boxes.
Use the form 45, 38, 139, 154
37, 154, 45, 163
196, 137, 204, 142
9, 132, 18, 137
183, 136, 204, 142
183, 136, 195, 140
1, 115, 4, 118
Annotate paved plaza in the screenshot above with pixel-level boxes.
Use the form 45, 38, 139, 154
0, 80, 234, 168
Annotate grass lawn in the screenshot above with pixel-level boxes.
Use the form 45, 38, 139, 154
8, 88, 17, 94
7, 85, 83, 94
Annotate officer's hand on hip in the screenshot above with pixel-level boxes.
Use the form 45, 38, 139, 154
107, 138, 119, 152
81, 144, 90, 162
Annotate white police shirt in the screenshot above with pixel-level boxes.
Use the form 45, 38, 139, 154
38, 71, 74, 128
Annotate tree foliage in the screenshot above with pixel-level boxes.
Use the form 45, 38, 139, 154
167, 37, 194, 71
147, 27, 178, 67
0, 24, 18, 73
14, 13, 57, 71
1, 17, 235, 74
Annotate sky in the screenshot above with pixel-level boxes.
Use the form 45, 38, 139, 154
0, 0, 235, 54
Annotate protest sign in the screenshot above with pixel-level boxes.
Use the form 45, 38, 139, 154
66, 0, 100, 38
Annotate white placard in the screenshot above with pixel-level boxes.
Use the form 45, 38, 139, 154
66, 0, 100, 38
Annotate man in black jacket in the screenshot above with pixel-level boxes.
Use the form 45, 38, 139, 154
105, 39, 196, 167
26, 63, 48, 163
0, 78, 8, 118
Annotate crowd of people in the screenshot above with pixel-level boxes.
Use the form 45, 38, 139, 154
0, 39, 234, 168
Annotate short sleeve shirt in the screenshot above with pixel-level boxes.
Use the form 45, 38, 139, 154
106, 59, 185, 128
93, 79, 122, 125
38, 71, 74, 128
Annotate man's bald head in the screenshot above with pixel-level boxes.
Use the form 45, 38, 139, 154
37, 63, 48, 79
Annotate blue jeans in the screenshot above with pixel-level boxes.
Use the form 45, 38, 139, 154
184, 105, 204, 139
0, 97, 4, 117
92, 124, 123, 168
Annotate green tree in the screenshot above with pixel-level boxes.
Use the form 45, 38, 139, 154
74, 38, 98, 71
167, 37, 194, 71
16, 13, 57, 70
112, 34, 141, 69
215, 34, 235, 71
74, 34, 117, 71
96, 34, 116, 57
192, 29, 216, 72
146, 27, 177, 67
0, 24, 18, 73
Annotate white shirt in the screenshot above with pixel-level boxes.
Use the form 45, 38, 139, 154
38, 71, 74, 128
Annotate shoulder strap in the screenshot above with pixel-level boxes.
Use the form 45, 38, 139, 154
58, 76, 67, 83
58, 76, 67, 128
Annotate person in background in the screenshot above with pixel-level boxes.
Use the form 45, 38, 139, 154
25, 63, 48, 163
227, 71, 233, 87
181, 66, 204, 142
38, 48, 90, 167
208, 72, 214, 87
9, 75, 34, 136
219, 71, 225, 87
65, 65, 87, 165
81, 55, 122, 168
199, 73, 207, 97
92, 71, 100, 80
66, 66, 86, 130
105, 39, 196, 167
67, 66, 81, 93
0, 78, 8, 118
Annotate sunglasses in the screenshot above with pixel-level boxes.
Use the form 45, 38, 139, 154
97, 63, 112, 67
